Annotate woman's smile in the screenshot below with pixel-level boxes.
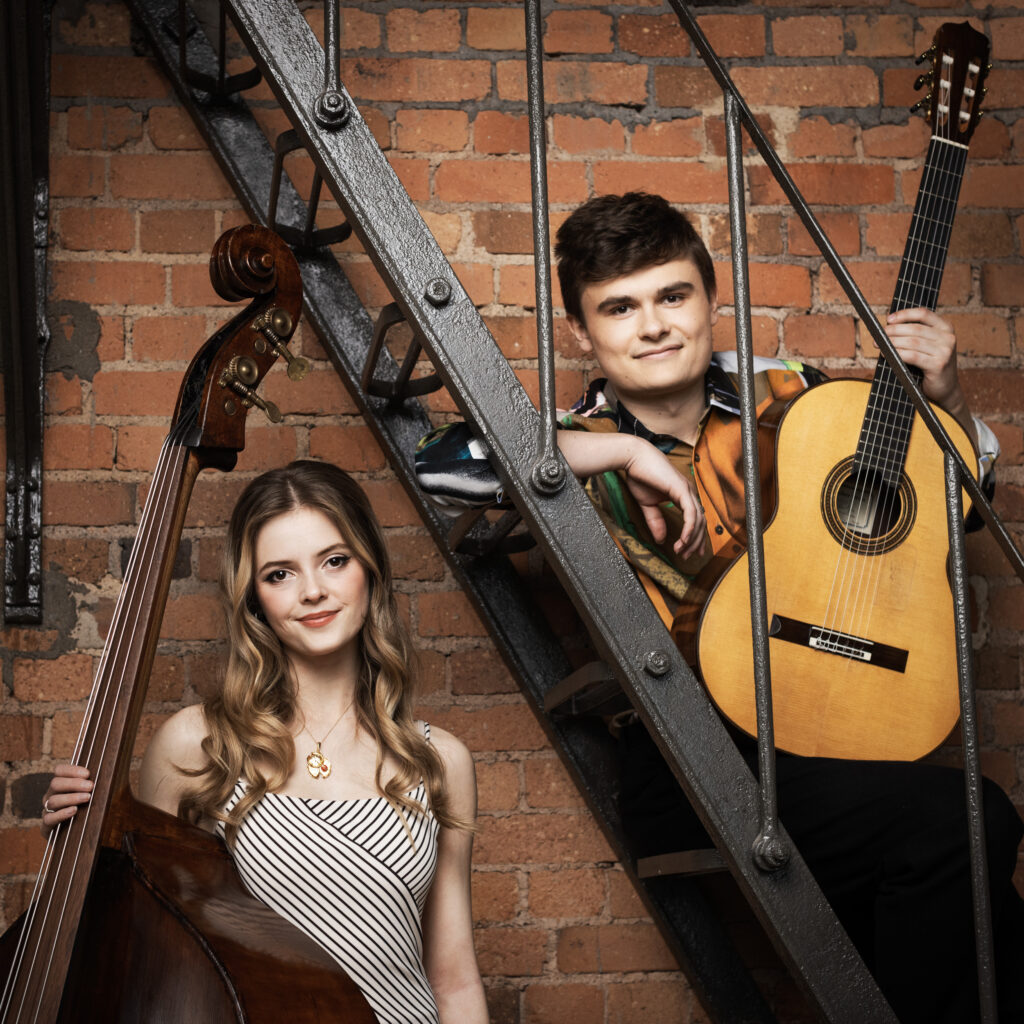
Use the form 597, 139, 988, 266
298, 609, 339, 627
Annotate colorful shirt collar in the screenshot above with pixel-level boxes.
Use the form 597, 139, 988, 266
566, 355, 741, 450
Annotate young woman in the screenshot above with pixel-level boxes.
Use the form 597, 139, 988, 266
42, 460, 488, 1024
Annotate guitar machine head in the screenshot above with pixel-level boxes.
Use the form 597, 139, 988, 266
911, 22, 990, 145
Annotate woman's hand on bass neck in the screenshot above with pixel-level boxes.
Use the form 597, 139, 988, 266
40, 764, 92, 836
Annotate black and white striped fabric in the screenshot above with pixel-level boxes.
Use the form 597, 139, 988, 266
220, 742, 440, 1023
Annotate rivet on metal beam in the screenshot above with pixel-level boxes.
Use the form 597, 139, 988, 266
752, 831, 790, 873
531, 454, 566, 495
314, 89, 349, 128
643, 650, 671, 677
424, 278, 451, 307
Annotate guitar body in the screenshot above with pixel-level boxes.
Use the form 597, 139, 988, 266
697, 378, 978, 761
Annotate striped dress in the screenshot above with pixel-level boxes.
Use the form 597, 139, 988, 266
219, 738, 440, 1024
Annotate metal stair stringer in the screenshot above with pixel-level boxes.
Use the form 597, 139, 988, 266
124, 5, 777, 1020
126, 1, 896, 1020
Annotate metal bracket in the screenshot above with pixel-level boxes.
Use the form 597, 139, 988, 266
1, 0, 52, 624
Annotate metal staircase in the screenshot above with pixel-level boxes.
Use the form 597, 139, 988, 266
123, 1, 1021, 1019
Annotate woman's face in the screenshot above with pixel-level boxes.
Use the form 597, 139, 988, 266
252, 506, 370, 671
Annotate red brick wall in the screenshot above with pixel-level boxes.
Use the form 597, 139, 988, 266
2, 1, 1022, 1021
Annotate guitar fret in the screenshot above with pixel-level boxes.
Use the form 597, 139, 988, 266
905, 223, 956, 243
863, 409, 915, 426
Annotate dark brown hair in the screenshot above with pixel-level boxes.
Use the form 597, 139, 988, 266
555, 192, 716, 323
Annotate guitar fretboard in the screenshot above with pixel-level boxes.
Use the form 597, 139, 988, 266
855, 136, 969, 486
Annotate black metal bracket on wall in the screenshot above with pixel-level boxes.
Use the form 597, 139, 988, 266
125, 0, 899, 1019
0, 0, 52, 625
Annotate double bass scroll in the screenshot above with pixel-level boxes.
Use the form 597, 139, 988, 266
0, 226, 376, 1023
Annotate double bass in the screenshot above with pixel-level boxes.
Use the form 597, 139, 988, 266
0, 227, 376, 1023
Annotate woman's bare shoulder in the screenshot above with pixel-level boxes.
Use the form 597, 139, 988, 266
149, 704, 210, 766
425, 723, 475, 811
138, 704, 210, 812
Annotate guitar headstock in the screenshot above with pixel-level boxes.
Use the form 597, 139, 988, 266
913, 22, 991, 145
172, 225, 305, 463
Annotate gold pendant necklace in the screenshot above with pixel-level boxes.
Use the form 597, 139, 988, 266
306, 742, 332, 780
300, 701, 351, 781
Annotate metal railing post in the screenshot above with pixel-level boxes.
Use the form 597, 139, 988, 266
523, 0, 565, 499
946, 452, 998, 1022
724, 92, 787, 874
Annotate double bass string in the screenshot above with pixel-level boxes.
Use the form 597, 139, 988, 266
1, 433, 185, 1023
37, 438, 187, 1013
3, 435, 179, 1022
12, 431, 177, 1002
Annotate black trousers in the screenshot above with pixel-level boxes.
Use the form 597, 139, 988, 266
619, 721, 1024, 1024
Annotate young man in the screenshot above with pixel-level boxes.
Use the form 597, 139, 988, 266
416, 192, 1023, 1022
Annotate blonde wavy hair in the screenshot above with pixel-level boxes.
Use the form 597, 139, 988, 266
178, 460, 469, 845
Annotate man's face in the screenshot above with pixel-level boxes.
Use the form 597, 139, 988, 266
568, 258, 718, 406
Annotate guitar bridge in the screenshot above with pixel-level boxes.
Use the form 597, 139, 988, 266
808, 628, 873, 662
770, 615, 909, 673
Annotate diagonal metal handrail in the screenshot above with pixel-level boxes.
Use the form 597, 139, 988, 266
668, 0, 1024, 588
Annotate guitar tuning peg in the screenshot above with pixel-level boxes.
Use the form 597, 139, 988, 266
914, 72, 932, 91
910, 93, 931, 115
915, 44, 936, 65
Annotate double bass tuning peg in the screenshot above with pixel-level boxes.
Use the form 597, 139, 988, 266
252, 307, 310, 382
221, 356, 283, 423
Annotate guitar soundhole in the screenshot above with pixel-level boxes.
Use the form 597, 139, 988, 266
821, 457, 917, 555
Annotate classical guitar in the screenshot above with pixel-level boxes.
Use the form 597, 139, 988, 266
695, 23, 991, 761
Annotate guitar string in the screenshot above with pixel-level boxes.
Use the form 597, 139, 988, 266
849, 138, 962, 655
819, 125, 960, 665
814, 151, 931, 652
841, 140, 963, 678
5, 436, 182, 1023
831, 135, 957, 658
845, 134, 963, 654
836, 135, 956, 651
